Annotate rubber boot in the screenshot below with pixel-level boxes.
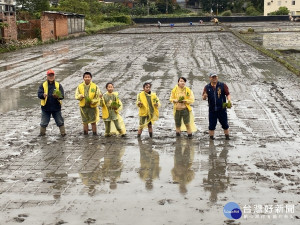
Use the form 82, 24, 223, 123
39, 127, 46, 136
225, 134, 230, 140
149, 132, 153, 138
59, 126, 66, 137
210, 136, 215, 140
119, 129, 126, 137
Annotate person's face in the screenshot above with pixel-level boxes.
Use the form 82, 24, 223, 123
106, 84, 114, 93
210, 75, 218, 83
83, 74, 92, 84
178, 78, 186, 88
143, 84, 151, 93
47, 73, 55, 82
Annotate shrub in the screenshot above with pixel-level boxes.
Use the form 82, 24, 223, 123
103, 15, 132, 24
269, 6, 289, 15
221, 10, 232, 17
246, 6, 261, 16
248, 27, 254, 33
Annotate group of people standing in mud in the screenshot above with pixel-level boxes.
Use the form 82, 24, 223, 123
38, 70, 232, 140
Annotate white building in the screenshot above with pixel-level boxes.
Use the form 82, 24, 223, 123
264, 0, 300, 16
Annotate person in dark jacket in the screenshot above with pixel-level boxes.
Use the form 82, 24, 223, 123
37, 69, 66, 136
202, 72, 231, 140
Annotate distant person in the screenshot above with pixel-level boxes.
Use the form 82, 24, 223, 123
137, 82, 161, 138
289, 15, 294, 22
37, 69, 66, 137
199, 20, 203, 24
75, 72, 101, 135
211, 17, 219, 25
170, 77, 197, 138
100, 82, 126, 137
157, 21, 161, 29
202, 72, 231, 140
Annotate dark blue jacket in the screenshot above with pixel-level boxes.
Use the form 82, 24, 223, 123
37, 81, 64, 112
205, 82, 226, 112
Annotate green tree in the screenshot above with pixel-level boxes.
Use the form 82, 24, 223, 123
245, 6, 260, 16
269, 6, 289, 15
57, 0, 90, 15
16, 0, 50, 12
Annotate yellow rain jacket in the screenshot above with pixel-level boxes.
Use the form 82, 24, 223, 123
137, 91, 161, 128
170, 85, 197, 132
100, 92, 126, 135
41, 81, 61, 106
75, 82, 100, 108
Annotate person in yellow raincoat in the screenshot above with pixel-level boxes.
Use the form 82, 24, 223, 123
100, 82, 126, 137
75, 72, 101, 135
137, 82, 161, 138
170, 77, 197, 138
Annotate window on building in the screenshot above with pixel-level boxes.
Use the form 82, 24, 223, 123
292, 1, 295, 5
268, 2, 271, 5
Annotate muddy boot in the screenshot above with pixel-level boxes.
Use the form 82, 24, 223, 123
118, 130, 126, 137
39, 127, 46, 136
176, 132, 181, 137
149, 132, 153, 138
188, 134, 192, 139
210, 136, 215, 140
93, 132, 97, 136
59, 126, 66, 137
225, 134, 230, 140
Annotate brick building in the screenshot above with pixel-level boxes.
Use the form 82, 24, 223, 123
0, 0, 17, 42
41, 11, 85, 42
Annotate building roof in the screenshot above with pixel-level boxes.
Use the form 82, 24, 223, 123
43, 11, 85, 18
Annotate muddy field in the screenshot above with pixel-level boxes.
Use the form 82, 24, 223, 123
0, 22, 299, 225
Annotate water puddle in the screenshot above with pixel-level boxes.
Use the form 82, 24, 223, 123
0, 85, 38, 113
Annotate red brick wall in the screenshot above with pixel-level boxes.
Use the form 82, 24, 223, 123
17, 19, 41, 40
41, 12, 68, 42
0, 12, 17, 42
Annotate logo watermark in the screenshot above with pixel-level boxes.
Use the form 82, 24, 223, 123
223, 202, 242, 220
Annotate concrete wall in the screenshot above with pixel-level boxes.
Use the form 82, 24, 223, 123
67, 16, 85, 34
133, 16, 290, 24
264, 0, 300, 16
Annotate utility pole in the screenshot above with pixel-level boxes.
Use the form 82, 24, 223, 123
166, 0, 168, 14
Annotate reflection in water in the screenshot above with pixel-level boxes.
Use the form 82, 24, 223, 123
80, 141, 124, 195
45, 172, 68, 200
0, 86, 38, 113
138, 139, 161, 190
43, 142, 68, 200
203, 141, 230, 203
171, 139, 195, 194
0, 88, 20, 113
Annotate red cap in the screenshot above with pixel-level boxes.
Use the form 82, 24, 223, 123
46, 69, 55, 75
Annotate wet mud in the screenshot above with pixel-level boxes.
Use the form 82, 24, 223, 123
0, 22, 300, 224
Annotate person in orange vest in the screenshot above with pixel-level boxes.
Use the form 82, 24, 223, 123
37, 69, 66, 136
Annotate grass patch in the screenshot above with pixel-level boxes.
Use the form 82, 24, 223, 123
85, 22, 129, 34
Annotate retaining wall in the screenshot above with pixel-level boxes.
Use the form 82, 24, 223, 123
133, 16, 291, 24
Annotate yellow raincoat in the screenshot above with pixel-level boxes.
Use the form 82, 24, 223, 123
137, 91, 161, 129
100, 92, 126, 135
170, 85, 197, 132
75, 82, 101, 124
